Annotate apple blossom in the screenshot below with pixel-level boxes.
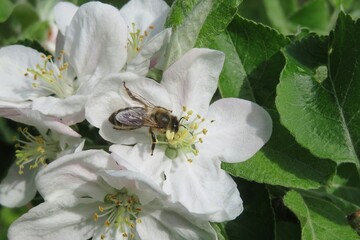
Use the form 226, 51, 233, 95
53, 0, 171, 76
85, 48, 273, 221
0, 1, 127, 124
0, 128, 84, 208
8, 150, 217, 240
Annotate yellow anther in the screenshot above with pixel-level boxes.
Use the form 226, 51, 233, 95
37, 146, 45, 154
182, 106, 187, 112
136, 218, 142, 223
149, 25, 155, 29
105, 220, 111, 226
101, 234, 106, 240
60, 50, 65, 55
93, 213, 99, 221
199, 138, 203, 143
98, 206, 104, 212
187, 110, 193, 115
187, 159, 193, 163
202, 128, 208, 135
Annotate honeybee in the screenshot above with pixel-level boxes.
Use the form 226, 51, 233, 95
109, 82, 179, 155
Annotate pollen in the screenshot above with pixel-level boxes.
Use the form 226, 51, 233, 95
24, 50, 75, 99
156, 106, 214, 163
15, 128, 60, 174
93, 188, 142, 239
127, 23, 154, 63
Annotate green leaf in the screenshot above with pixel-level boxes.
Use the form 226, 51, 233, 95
289, 0, 330, 35
164, 0, 241, 68
226, 179, 274, 240
0, 0, 14, 23
326, 163, 360, 213
276, 13, 360, 171
195, 0, 242, 48
284, 191, 359, 240
210, 16, 289, 108
222, 110, 336, 189
211, 222, 228, 240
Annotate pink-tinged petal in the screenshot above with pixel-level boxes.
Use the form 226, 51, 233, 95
0, 163, 37, 208
32, 95, 87, 122
161, 48, 225, 116
0, 108, 80, 137
137, 209, 217, 240
199, 98, 272, 163
127, 28, 171, 75
163, 158, 243, 222
8, 201, 98, 240
64, 2, 127, 80
120, 0, 169, 38
0, 45, 49, 101
36, 150, 119, 202
53, 2, 78, 35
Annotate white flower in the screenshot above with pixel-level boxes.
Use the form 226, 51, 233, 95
53, 0, 171, 76
8, 150, 217, 240
85, 48, 273, 221
0, 1, 128, 124
0, 128, 84, 208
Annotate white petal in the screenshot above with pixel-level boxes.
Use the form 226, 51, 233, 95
137, 209, 217, 240
0, 163, 37, 207
127, 28, 171, 75
100, 168, 167, 205
120, 0, 169, 38
199, 98, 273, 163
0, 108, 80, 137
36, 150, 119, 202
8, 201, 98, 240
64, 2, 127, 80
163, 158, 243, 222
53, 2, 78, 35
110, 144, 172, 186
0, 45, 49, 101
161, 48, 225, 116
32, 95, 87, 122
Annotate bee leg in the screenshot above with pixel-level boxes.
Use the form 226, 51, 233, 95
149, 128, 156, 156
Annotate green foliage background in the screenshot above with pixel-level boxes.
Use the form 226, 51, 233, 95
1, 0, 360, 239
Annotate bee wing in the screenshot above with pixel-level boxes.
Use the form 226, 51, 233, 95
123, 82, 172, 112
111, 107, 147, 128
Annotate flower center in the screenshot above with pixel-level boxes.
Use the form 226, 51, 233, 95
24, 50, 75, 99
93, 188, 142, 239
15, 128, 60, 174
157, 106, 212, 163
127, 23, 154, 63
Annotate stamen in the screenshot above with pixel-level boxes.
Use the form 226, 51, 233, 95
24, 51, 75, 99
156, 106, 214, 162
15, 128, 60, 174
126, 23, 154, 63
93, 188, 142, 238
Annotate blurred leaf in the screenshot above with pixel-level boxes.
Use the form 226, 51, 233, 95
0, 0, 14, 23
276, 13, 360, 172
0, 3, 43, 46
284, 190, 359, 240
164, 0, 241, 68
210, 16, 289, 108
223, 110, 336, 189
329, 0, 354, 9
0, 118, 17, 144
226, 179, 274, 240
264, 0, 298, 34
289, 0, 330, 35
275, 221, 301, 240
